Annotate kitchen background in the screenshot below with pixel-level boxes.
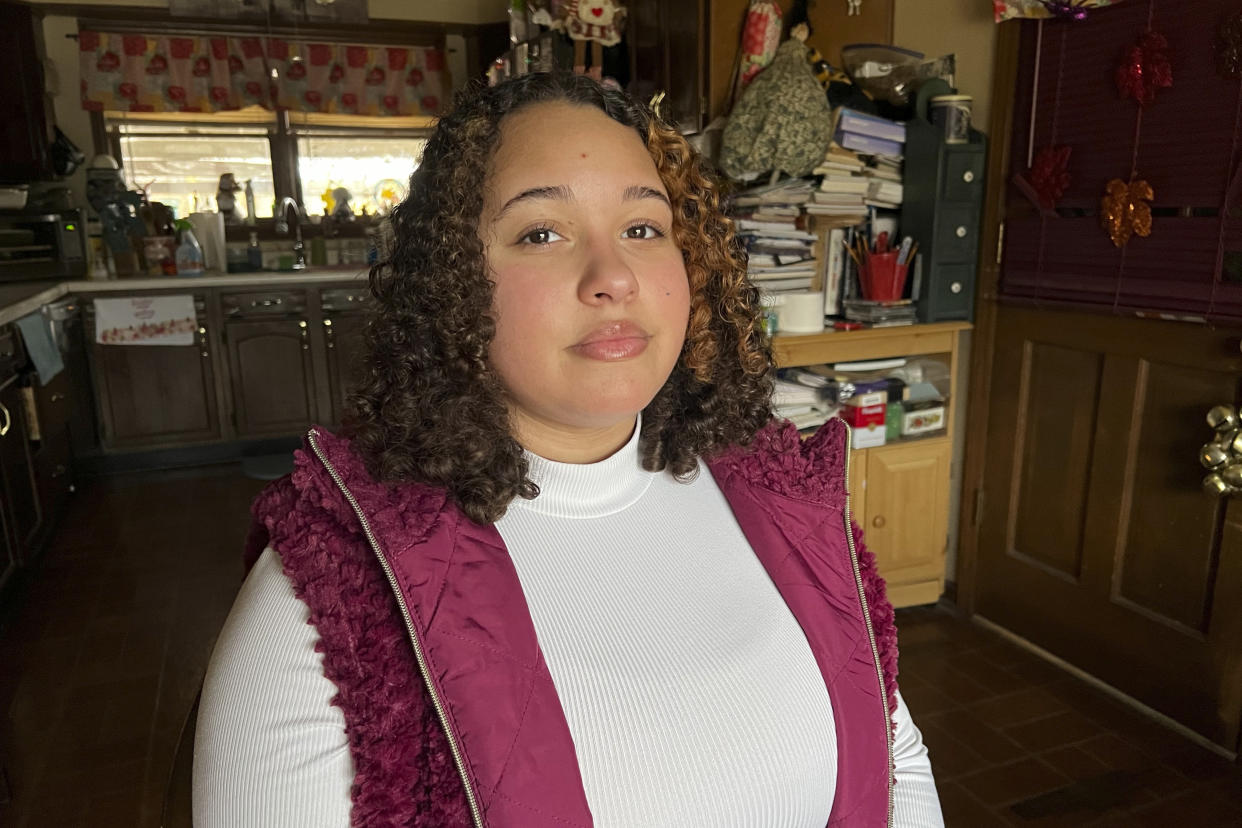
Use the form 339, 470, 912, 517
0, 1, 1240, 827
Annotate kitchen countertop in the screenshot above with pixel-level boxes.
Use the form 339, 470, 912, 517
0, 268, 369, 326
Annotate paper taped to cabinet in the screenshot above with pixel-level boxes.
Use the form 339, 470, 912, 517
94, 295, 197, 346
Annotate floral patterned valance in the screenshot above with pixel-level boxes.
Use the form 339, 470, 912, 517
79, 30, 446, 116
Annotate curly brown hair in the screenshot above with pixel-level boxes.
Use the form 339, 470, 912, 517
344, 72, 774, 524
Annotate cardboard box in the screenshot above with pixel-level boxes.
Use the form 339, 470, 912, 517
843, 401, 887, 448
901, 404, 945, 436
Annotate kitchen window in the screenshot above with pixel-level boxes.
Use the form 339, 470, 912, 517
105, 109, 432, 220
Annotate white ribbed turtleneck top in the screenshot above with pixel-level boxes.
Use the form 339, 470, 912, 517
194, 420, 944, 827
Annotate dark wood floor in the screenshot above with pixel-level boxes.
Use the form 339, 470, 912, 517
0, 463, 1239, 827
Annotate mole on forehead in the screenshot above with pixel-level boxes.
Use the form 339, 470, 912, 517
581, 153, 588, 158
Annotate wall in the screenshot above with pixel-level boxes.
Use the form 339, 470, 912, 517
892, 0, 996, 587
893, 0, 997, 129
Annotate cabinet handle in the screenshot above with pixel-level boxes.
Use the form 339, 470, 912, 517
955, 226, 968, 238
0, 402, 10, 437
962, 170, 975, 183
49, 392, 66, 403
872, 515, 886, 529
300, 319, 309, 350
950, 281, 963, 294
323, 317, 334, 349
198, 325, 209, 358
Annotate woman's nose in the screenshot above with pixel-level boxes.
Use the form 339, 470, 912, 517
578, 239, 639, 304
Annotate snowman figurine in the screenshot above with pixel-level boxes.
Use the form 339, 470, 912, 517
566, 0, 626, 80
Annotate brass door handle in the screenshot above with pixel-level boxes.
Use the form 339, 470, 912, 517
0, 402, 9, 437
1201, 404, 1242, 496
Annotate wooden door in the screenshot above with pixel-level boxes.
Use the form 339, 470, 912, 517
962, 6, 1242, 754
323, 313, 367, 428
225, 318, 318, 437
975, 308, 1242, 751
90, 322, 221, 449
865, 439, 950, 608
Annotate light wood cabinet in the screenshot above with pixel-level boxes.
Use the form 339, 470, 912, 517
851, 438, 951, 608
773, 321, 969, 608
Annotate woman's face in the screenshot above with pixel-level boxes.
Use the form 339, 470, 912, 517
480, 101, 691, 440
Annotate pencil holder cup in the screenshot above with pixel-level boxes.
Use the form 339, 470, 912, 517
861, 251, 909, 301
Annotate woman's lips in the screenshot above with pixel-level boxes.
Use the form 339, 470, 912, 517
571, 321, 651, 361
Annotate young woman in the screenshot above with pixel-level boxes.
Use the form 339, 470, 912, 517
194, 72, 944, 827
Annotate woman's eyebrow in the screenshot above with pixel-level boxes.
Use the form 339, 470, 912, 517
623, 185, 671, 209
494, 185, 572, 222
493, 184, 671, 223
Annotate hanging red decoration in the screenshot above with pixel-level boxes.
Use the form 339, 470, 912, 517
1216, 12, 1242, 79
1100, 177, 1153, 247
1027, 145, 1072, 209
1116, 29, 1173, 107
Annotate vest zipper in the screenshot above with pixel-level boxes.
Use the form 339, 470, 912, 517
840, 421, 895, 827
307, 429, 486, 828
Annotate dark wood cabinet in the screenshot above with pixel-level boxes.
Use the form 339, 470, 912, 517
87, 303, 222, 448
224, 318, 318, 436
0, 377, 41, 555
0, 2, 53, 182
322, 313, 366, 427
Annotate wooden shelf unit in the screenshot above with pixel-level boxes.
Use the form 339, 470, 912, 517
773, 321, 971, 607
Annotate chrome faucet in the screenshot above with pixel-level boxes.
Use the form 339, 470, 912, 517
274, 196, 307, 271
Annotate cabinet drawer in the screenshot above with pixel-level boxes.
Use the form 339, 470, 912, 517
34, 369, 70, 436
941, 150, 985, 202
934, 205, 980, 263
922, 264, 974, 321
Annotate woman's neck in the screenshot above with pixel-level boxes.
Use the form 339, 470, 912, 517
509, 409, 638, 464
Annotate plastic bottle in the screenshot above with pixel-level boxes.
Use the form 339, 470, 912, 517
175, 225, 205, 276
244, 180, 257, 226
246, 231, 263, 270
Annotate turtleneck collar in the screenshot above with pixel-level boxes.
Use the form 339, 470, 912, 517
514, 416, 653, 519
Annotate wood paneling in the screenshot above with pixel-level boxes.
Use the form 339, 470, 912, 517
805, 0, 894, 68
1010, 342, 1101, 580
1102, 360, 1236, 634
704, 0, 894, 124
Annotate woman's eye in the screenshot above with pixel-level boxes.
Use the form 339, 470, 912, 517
624, 224, 662, 240
521, 227, 563, 245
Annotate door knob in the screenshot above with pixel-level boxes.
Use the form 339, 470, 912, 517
1201, 404, 1242, 496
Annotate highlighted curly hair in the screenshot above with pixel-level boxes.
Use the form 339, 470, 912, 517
345, 73, 774, 524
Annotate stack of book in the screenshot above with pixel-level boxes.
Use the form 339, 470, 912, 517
772, 371, 839, 431
843, 298, 917, 327
833, 108, 906, 210
807, 145, 868, 219
865, 156, 904, 209
730, 179, 818, 294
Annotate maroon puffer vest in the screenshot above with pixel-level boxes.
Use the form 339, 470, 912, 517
245, 417, 899, 827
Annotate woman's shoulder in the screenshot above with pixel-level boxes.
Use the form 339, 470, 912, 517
245, 426, 453, 571
706, 417, 850, 508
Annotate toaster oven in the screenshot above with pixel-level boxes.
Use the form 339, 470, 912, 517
0, 208, 87, 281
